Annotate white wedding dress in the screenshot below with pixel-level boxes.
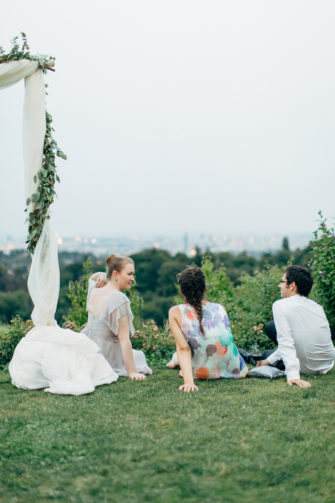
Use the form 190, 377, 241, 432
8, 223, 118, 395
9, 326, 118, 395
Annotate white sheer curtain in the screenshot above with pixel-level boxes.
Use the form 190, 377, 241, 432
0, 60, 59, 327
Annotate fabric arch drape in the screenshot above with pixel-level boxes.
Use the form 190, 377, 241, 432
0, 60, 39, 88
0, 60, 58, 327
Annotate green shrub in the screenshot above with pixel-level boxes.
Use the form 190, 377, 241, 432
0, 316, 33, 367
64, 258, 93, 328
131, 320, 175, 364
142, 296, 173, 326
225, 266, 283, 350
309, 212, 335, 329
128, 285, 144, 330
201, 254, 234, 304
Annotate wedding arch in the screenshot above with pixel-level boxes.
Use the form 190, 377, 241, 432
0, 34, 66, 326
1, 35, 121, 396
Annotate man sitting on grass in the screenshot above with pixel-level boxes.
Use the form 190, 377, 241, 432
257, 265, 335, 388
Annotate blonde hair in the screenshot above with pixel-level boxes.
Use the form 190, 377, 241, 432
106, 254, 134, 279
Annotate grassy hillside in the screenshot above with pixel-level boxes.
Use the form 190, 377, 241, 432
1, 366, 334, 503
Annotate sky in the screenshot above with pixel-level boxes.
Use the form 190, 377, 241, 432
0, 0, 334, 239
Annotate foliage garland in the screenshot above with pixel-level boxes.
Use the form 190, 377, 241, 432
0, 33, 66, 253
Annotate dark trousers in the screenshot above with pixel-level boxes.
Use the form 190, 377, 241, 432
264, 320, 277, 344
263, 321, 285, 371
238, 321, 285, 370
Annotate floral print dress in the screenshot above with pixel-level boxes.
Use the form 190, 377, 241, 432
178, 302, 248, 379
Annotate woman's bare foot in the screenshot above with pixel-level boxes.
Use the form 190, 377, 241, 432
179, 369, 183, 377
129, 372, 146, 380
166, 352, 179, 369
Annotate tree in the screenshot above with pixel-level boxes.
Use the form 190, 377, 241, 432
0, 291, 32, 323
131, 249, 171, 294
157, 258, 189, 297
282, 236, 290, 251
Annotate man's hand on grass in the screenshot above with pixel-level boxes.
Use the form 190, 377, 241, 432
287, 379, 311, 388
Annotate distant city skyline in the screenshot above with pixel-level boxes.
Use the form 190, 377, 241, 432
0, 230, 313, 257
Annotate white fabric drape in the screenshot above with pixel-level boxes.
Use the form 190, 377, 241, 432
0, 61, 46, 209
23, 67, 46, 206
0, 60, 39, 89
28, 220, 59, 326
1, 59, 117, 394
0, 60, 56, 327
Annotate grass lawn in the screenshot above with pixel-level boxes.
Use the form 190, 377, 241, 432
0, 365, 334, 503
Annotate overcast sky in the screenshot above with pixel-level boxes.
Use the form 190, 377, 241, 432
0, 0, 334, 238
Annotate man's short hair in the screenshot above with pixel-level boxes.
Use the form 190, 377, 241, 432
285, 265, 313, 297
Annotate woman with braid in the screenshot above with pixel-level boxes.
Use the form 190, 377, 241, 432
168, 266, 248, 392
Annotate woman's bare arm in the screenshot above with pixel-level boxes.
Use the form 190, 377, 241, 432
118, 316, 146, 380
169, 306, 198, 392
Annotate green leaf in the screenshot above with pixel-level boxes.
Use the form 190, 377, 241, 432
56, 150, 67, 160
26, 197, 31, 206
33, 175, 37, 183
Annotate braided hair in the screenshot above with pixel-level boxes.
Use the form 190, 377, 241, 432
177, 266, 206, 334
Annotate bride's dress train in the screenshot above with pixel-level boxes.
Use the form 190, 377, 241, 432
9, 325, 118, 395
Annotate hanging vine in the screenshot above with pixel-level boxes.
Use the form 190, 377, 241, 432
0, 32, 66, 253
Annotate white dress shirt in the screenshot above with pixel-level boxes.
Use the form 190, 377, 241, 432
267, 295, 335, 381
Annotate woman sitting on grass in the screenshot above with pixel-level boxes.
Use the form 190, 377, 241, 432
168, 266, 248, 392
82, 254, 152, 380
